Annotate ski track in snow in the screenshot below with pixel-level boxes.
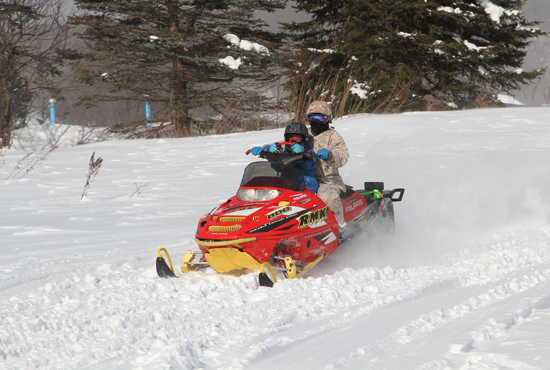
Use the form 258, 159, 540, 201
2, 228, 550, 370
1, 107, 550, 369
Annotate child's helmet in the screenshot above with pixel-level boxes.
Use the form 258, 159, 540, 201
285, 121, 308, 139
284, 122, 313, 151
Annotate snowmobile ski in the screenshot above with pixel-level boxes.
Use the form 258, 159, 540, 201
156, 248, 177, 278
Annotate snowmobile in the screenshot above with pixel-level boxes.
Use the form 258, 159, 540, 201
156, 147, 404, 286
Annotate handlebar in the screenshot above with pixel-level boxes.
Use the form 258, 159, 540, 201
304, 151, 334, 159
246, 142, 293, 155
246, 142, 333, 159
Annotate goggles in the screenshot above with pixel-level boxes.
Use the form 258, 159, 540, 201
285, 135, 303, 143
306, 113, 330, 124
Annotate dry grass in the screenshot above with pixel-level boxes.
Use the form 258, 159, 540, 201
472, 89, 502, 108
286, 54, 423, 121
81, 151, 103, 200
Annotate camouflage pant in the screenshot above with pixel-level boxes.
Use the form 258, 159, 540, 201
317, 183, 345, 226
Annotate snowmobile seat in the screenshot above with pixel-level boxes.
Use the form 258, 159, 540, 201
339, 186, 355, 199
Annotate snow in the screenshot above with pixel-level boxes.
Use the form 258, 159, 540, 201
349, 81, 370, 99
307, 48, 336, 54
437, 6, 462, 15
464, 40, 487, 52
223, 34, 269, 54
237, 40, 269, 54
219, 56, 242, 70
498, 94, 525, 106
224, 34, 240, 46
478, 0, 505, 24
219, 34, 269, 70
10, 122, 106, 151
2, 106, 550, 370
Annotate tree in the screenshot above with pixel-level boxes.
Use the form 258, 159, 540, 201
284, 0, 547, 114
71, 0, 286, 137
0, 0, 73, 148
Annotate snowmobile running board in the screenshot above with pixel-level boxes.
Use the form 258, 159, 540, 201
294, 254, 325, 279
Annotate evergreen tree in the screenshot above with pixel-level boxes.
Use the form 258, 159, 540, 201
284, 0, 546, 114
71, 0, 286, 136
0, 0, 72, 148
12, 76, 33, 128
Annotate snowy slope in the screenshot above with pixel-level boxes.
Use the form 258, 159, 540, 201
9, 122, 106, 151
1, 107, 550, 370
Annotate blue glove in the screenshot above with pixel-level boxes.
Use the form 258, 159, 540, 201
250, 146, 265, 156
290, 143, 303, 154
269, 143, 281, 153
317, 148, 333, 160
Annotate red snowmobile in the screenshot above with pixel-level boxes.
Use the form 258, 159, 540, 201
156, 149, 404, 286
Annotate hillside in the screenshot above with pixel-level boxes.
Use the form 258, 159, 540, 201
1, 107, 550, 369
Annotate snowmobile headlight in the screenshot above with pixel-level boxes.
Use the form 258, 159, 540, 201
237, 189, 282, 201
255, 189, 283, 201
237, 189, 255, 201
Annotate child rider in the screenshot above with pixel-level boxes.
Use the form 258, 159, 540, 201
249, 122, 319, 194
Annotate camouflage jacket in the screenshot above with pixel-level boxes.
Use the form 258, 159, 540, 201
308, 128, 349, 191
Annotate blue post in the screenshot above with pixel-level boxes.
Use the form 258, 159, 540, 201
145, 100, 151, 126
48, 98, 56, 124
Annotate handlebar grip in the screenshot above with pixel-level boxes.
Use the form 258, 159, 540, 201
246, 149, 251, 155
328, 153, 334, 159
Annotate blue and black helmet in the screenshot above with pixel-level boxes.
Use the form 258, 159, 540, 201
284, 122, 313, 151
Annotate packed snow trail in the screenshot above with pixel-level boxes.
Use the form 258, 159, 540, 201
1, 107, 550, 370
2, 227, 549, 370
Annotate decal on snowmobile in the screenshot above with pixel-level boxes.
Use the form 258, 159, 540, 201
224, 204, 263, 213
203, 206, 220, 218
291, 194, 308, 200
312, 230, 337, 245
300, 198, 311, 204
248, 208, 314, 234
313, 231, 331, 241
345, 198, 364, 213
321, 232, 337, 245
223, 206, 261, 216
267, 206, 292, 220
298, 207, 328, 229
274, 223, 295, 232
306, 229, 332, 239
345, 195, 357, 204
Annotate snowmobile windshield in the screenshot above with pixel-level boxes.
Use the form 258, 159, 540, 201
240, 162, 305, 192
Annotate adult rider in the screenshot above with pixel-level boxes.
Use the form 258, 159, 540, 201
305, 101, 349, 237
